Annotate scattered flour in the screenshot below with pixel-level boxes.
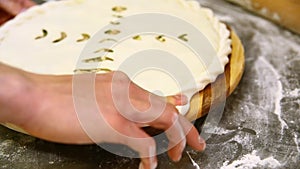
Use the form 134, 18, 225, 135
0, 139, 27, 162
187, 151, 200, 169
256, 57, 289, 135
293, 132, 300, 153
221, 151, 281, 169
204, 126, 235, 135
287, 88, 300, 98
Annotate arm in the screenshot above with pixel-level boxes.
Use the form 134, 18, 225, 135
0, 2, 205, 168
0, 62, 35, 124
0, 62, 206, 169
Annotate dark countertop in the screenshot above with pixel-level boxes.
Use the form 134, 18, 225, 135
0, 0, 299, 168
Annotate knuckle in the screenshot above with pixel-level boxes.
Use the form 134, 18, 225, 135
163, 112, 178, 127
166, 103, 179, 114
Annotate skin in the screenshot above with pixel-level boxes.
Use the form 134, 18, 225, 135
0, 0, 35, 25
0, 63, 206, 169
0, 1, 206, 169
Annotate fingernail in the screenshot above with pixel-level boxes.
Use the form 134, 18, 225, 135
139, 162, 144, 169
151, 161, 158, 169
149, 146, 157, 169
139, 161, 157, 169
174, 153, 182, 162
175, 94, 188, 104
199, 137, 206, 150
199, 136, 205, 144
174, 141, 186, 162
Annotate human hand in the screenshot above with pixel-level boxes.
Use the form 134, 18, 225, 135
1, 68, 206, 169
0, 0, 35, 25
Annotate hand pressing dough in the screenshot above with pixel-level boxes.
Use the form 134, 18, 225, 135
0, 0, 245, 134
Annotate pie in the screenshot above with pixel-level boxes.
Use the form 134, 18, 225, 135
0, 0, 239, 133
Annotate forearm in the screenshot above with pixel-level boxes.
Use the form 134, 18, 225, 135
0, 62, 34, 124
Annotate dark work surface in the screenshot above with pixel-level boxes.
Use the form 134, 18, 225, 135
0, 0, 299, 168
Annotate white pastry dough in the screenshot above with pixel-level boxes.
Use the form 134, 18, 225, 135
0, 0, 231, 115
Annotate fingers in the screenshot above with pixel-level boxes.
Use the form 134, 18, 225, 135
165, 115, 205, 162
117, 124, 158, 169
165, 114, 186, 162
148, 108, 187, 162
150, 107, 205, 162
178, 115, 206, 151
146, 93, 205, 163
139, 155, 157, 169
106, 72, 203, 166
166, 94, 188, 106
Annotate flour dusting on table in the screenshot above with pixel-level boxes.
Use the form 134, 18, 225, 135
256, 57, 289, 135
221, 151, 281, 169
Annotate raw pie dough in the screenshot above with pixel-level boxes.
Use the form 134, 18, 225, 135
0, 0, 231, 116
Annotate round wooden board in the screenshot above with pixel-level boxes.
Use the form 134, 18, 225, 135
185, 29, 245, 121
2, 29, 245, 136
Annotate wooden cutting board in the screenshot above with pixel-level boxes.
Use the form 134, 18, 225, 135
2, 29, 245, 136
